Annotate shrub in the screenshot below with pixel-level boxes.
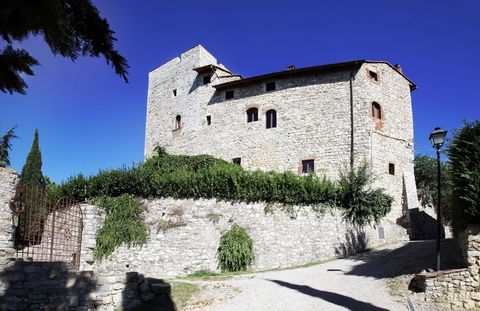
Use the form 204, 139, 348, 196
414, 155, 453, 220
447, 121, 480, 231
92, 194, 148, 259
337, 162, 392, 226
217, 224, 255, 272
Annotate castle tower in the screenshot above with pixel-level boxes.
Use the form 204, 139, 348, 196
144, 45, 420, 225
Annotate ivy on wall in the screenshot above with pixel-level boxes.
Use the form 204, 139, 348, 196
90, 195, 148, 259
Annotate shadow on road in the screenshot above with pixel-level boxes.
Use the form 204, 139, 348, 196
340, 240, 463, 279
268, 279, 389, 311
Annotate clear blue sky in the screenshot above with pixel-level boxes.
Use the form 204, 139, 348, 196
2, 0, 479, 183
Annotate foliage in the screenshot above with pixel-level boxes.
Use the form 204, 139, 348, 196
447, 121, 480, 231
0, 125, 17, 167
16, 129, 46, 245
53, 151, 393, 227
337, 162, 393, 227
414, 155, 453, 219
20, 129, 44, 185
0, 0, 128, 94
91, 194, 148, 259
217, 224, 255, 272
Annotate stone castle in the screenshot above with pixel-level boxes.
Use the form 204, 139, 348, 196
144, 44, 420, 224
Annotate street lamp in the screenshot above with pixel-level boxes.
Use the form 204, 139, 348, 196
429, 127, 447, 271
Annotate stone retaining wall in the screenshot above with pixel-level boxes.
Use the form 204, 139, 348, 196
0, 257, 168, 311
88, 198, 408, 277
414, 225, 480, 309
0, 167, 409, 309
0, 168, 18, 250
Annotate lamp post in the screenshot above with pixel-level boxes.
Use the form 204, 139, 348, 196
429, 127, 447, 271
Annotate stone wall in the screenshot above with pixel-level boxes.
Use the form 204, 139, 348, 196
0, 257, 168, 311
89, 198, 408, 278
414, 225, 480, 309
0, 168, 18, 250
414, 269, 478, 310
79, 204, 106, 271
143, 45, 420, 225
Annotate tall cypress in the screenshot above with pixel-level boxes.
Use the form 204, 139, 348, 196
20, 128, 44, 185
17, 129, 45, 247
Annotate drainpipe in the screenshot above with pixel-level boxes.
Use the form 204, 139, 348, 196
349, 63, 361, 169
349, 68, 355, 169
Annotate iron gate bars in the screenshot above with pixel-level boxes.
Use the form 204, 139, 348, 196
10, 184, 83, 270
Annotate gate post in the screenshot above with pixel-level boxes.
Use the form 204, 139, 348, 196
49, 210, 56, 262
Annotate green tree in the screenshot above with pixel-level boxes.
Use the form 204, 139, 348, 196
0, 125, 17, 167
20, 129, 44, 185
414, 155, 452, 218
0, 0, 129, 95
447, 121, 480, 232
16, 129, 46, 247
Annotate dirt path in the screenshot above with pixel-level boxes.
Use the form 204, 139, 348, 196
187, 241, 461, 311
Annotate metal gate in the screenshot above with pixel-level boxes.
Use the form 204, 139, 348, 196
10, 184, 83, 270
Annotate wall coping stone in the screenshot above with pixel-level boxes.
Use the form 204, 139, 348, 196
415, 268, 469, 279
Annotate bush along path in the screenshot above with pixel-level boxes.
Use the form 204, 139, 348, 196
51, 148, 393, 258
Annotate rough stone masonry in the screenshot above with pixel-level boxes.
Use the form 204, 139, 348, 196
144, 45, 420, 225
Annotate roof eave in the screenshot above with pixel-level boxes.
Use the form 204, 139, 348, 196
213, 60, 416, 91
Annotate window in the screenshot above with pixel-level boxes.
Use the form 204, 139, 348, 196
175, 115, 181, 129
225, 90, 234, 100
203, 75, 212, 85
378, 227, 385, 239
369, 70, 378, 81
266, 109, 277, 129
172, 89, 177, 97
389, 163, 395, 175
206, 115, 211, 125
232, 157, 241, 165
372, 102, 382, 120
246, 108, 258, 123
302, 160, 315, 174
266, 81, 276, 92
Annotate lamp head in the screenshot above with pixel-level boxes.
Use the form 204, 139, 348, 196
429, 127, 447, 148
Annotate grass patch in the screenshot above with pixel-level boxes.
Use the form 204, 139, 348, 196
132, 281, 201, 311
171, 281, 201, 309
188, 269, 219, 278
183, 258, 337, 281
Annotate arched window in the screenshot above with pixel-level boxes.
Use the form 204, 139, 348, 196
266, 109, 277, 129
372, 102, 382, 120
246, 108, 258, 123
175, 115, 182, 129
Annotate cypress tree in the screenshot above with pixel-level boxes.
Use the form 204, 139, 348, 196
20, 129, 44, 185
17, 129, 46, 247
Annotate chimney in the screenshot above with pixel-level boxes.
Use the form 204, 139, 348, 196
394, 64, 403, 73
287, 65, 296, 71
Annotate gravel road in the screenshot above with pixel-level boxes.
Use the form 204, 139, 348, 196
190, 241, 458, 311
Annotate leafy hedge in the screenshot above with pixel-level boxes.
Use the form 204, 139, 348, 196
447, 121, 480, 231
53, 150, 392, 227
